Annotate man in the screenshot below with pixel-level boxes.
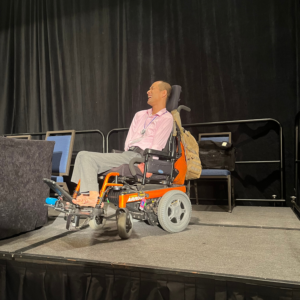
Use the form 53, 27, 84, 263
72, 81, 173, 207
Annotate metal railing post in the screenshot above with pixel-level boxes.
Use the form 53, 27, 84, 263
106, 128, 129, 153
182, 118, 284, 203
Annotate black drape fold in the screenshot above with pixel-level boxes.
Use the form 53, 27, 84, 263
1, 259, 300, 300
0, 0, 299, 200
0, 0, 297, 131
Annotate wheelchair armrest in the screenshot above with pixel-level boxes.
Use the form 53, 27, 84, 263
143, 148, 175, 159
129, 157, 145, 181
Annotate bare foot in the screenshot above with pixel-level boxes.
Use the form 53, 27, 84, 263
72, 191, 99, 207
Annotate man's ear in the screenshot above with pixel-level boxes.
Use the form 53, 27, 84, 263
161, 89, 167, 98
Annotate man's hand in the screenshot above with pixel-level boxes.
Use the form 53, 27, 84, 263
138, 163, 152, 178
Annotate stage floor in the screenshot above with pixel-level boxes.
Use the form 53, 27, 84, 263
1, 205, 300, 285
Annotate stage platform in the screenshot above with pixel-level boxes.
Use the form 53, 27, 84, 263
1, 205, 300, 299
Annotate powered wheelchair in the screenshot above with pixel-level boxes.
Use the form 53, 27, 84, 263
44, 85, 192, 239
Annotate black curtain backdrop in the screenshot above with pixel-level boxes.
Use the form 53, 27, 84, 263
1, 258, 300, 300
0, 0, 299, 202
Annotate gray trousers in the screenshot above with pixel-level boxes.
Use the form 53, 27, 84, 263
71, 151, 141, 192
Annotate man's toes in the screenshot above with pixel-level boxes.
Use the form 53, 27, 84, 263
72, 198, 81, 205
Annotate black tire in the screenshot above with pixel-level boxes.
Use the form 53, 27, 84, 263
89, 206, 107, 230
157, 190, 192, 233
117, 212, 133, 239
89, 215, 107, 230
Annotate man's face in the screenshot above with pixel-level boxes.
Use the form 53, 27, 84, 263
147, 81, 164, 106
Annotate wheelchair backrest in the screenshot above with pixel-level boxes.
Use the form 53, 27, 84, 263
161, 85, 182, 156
166, 85, 182, 112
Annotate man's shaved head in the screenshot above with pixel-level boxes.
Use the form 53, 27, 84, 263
147, 81, 171, 109
158, 81, 172, 99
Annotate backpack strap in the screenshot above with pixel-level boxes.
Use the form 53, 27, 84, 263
171, 109, 184, 135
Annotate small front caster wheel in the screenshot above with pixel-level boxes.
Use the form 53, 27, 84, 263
117, 212, 133, 239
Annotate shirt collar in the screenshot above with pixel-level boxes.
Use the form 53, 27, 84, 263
147, 108, 167, 116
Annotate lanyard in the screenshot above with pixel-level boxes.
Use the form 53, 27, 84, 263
130, 111, 168, 146
141, 111, 167, 135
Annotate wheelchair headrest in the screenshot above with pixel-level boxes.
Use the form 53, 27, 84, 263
166, 85, 182, 112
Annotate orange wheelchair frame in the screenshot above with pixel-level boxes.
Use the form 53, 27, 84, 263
44, 139, 191, 239
44, 101, 192, 239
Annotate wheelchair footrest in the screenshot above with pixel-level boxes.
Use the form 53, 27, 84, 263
69, 211, 92, 217
43, 178, 73, 202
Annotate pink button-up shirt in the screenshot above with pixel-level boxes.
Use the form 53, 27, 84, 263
124, 108, 173, 151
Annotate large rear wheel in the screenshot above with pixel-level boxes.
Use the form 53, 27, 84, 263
157, 190, 191, 233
